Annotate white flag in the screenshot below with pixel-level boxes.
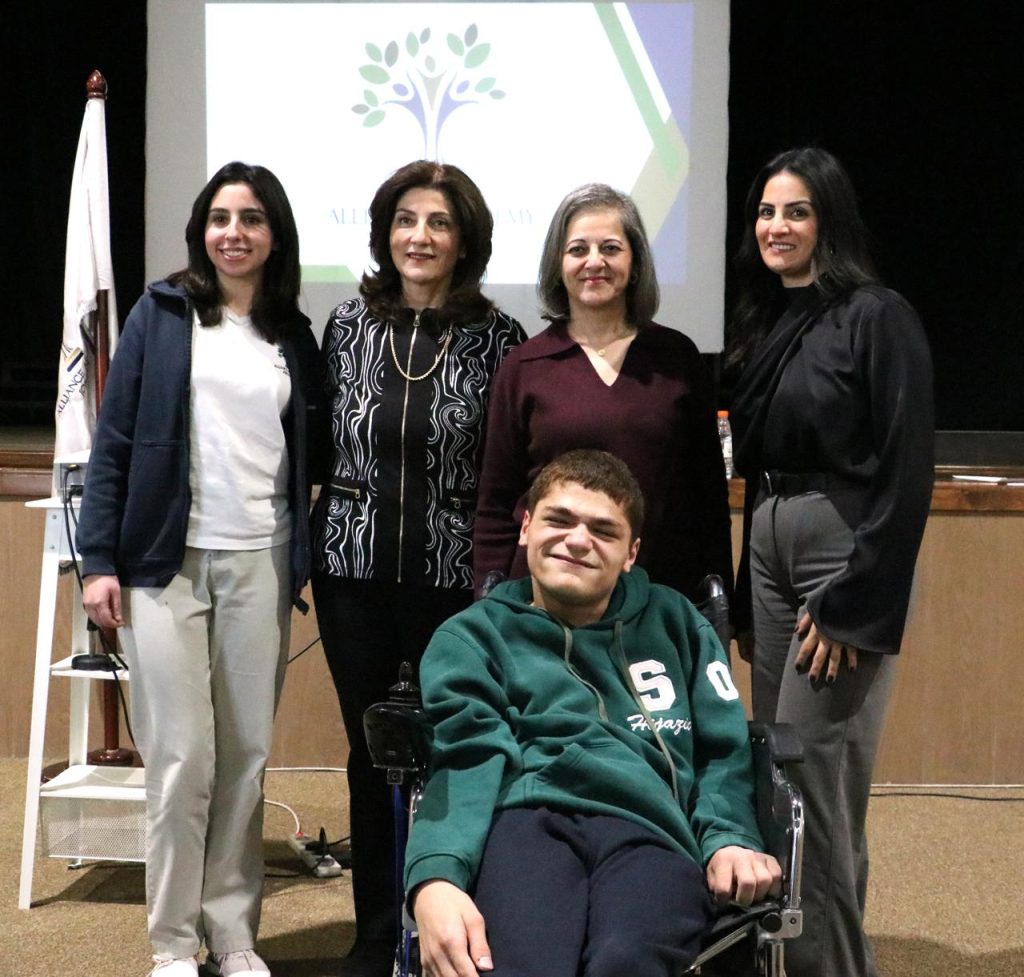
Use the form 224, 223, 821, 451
55, 87, 119, 487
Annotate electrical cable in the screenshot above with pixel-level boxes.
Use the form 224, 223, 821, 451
287, 633, 322, 665
871, 790, 1024, 802
264, 798, 302, 833
266, 765, 347, 774
60, 468, 136, 748
264, 770, 351, 852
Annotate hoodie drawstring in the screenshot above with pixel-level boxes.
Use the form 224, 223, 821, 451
560, 624, 608, 722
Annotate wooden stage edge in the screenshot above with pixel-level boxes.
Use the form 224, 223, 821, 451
6, 426, 1024, 512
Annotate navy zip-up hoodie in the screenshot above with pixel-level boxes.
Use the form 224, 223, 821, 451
76, 280, 327, 608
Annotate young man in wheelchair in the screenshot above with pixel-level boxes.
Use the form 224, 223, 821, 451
405, 449, 781, 977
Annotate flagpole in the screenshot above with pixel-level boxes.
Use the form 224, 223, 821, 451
82, 70, 132, 767
86, 69, 113, 410
89, 72, 112, 403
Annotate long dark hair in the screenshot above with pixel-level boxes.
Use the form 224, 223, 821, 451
727, 147, 879, 367
169, 161, 302, 342
537, 183, 659, 327
360, 160, 494, 327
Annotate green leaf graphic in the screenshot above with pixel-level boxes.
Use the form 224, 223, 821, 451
359, 64, 390, 83
465, 43, 490, 68
352, 22, 506, 152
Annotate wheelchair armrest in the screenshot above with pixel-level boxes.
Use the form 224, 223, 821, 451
693, 721, 804, 971
748, 721, 804, 764
747, 721, 805, 923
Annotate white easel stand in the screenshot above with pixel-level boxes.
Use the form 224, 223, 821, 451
18, 498, 144, 910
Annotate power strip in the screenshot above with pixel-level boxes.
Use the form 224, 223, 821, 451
287, 832, 344, 878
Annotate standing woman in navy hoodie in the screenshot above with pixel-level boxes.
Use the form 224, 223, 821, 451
76, 161, 325, 977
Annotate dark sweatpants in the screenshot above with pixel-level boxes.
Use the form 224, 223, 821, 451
472, 807, 714, 977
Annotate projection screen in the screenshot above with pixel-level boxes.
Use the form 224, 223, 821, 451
147, 0, 729, 348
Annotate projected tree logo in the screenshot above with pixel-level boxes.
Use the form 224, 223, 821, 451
352, 24, 506, 160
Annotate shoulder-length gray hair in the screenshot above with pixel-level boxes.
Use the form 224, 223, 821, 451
537, 184, 659, 326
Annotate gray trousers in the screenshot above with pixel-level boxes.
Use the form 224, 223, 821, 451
750, 490, 894, 977
121, 544, 291, 959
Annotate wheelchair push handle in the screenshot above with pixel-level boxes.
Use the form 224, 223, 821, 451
389, 660, 422, 705
695, 572, 731, 652
363, 661, 432, 783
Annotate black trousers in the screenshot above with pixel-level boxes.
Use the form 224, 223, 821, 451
311, 572, 472, 947
472, 807, 714, 977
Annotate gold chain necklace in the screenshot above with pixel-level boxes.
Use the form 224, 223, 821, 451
388, 313, 452, 381
569, 325, 637, 357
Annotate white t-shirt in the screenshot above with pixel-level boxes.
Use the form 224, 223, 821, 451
186, 309, 292, 549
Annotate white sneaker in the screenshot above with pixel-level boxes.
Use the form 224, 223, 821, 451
206, 949, 271, 977
149, 956, 199, 976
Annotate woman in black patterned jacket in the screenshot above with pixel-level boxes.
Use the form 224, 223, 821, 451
311, 160, 524, 977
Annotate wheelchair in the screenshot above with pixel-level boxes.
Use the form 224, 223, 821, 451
363, 575, 804, 977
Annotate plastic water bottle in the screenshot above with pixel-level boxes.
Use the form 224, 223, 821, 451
717, 410, 735, 478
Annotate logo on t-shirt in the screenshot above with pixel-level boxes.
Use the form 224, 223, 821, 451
274, 345, 290, 375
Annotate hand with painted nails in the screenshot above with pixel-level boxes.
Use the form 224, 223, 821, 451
794, 611, 859, 684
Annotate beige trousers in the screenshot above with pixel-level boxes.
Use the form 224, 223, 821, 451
121, 544, 291, 958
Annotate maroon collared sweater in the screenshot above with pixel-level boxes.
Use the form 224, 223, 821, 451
473, 322, 733, 604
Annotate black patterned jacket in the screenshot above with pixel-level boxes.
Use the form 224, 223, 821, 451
313, 297, 524, 590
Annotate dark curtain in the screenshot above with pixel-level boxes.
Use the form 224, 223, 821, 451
0, 1, 146, 424
2, 3, 1021, 431
725, 3, 1024, 431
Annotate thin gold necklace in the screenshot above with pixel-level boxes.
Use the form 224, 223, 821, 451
389, 312, 452, 381
570, 324, 636, 357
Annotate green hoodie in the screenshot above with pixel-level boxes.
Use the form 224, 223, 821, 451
404, 567, 764, 896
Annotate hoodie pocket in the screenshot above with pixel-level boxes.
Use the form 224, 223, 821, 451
533, 741, 618, 791
122, 440, 187, 560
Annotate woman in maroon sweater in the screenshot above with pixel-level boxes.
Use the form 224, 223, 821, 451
473, 184, 732, 603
